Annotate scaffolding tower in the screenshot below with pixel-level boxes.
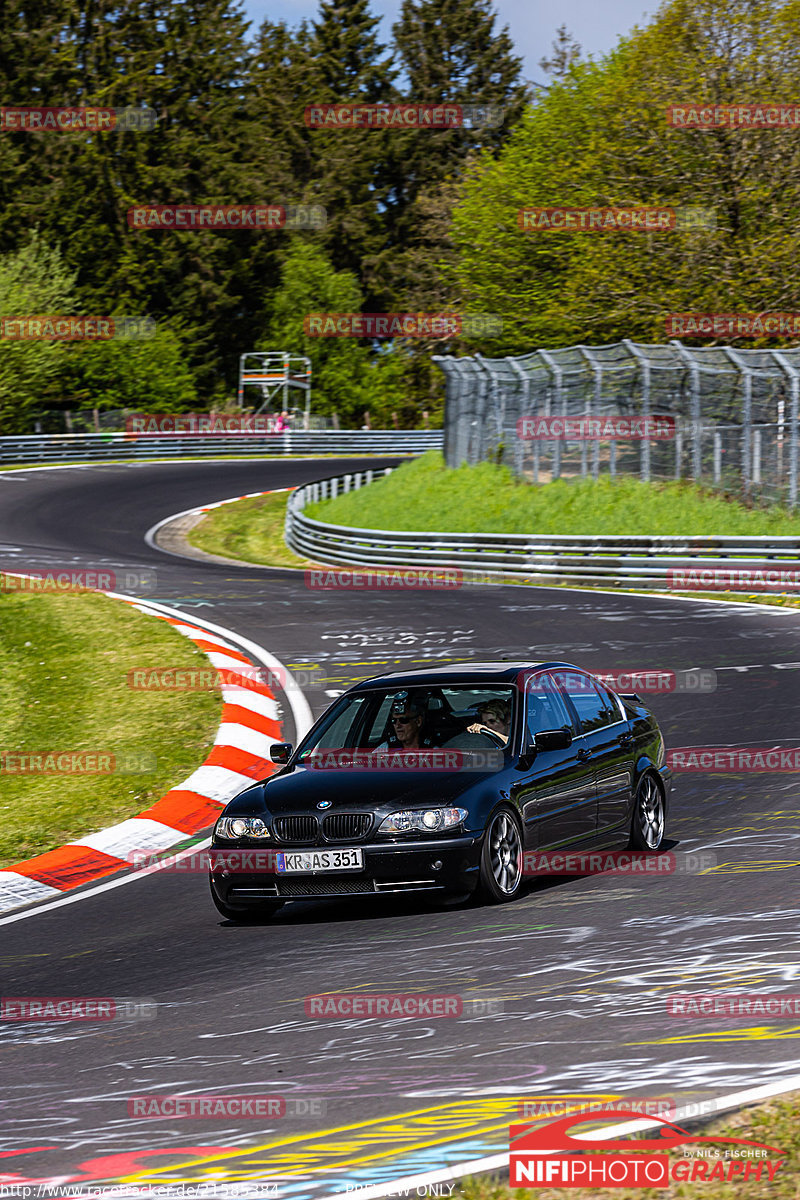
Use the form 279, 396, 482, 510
238, 352, 312, 427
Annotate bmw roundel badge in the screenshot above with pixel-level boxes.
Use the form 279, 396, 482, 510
317, 800, 332, 809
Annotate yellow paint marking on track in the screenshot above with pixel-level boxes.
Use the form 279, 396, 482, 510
119, 1096, 622, 1185
701, 860, 800, 874
629, 1025, 800, 1045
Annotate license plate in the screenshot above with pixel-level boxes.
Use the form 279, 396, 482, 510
276, 848, 364, 873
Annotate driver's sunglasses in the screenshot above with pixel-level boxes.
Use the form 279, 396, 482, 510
391, 715, 414, 724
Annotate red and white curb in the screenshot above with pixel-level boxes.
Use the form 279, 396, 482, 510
0, 587, 310, 915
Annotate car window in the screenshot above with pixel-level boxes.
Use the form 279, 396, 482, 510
298, 685, 516, 756
526, 673, 574, 740
555, 671, 617, 733
594, 680, 624, 724
307, 695, 370, 751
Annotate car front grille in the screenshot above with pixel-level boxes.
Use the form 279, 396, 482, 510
277, 877, 376, 897
323, 813, 372, 841
273, 816, 319, 843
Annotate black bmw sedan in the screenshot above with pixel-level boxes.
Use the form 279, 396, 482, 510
209, 662, 673, 921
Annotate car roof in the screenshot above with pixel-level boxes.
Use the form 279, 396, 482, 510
348, 662, 586, 691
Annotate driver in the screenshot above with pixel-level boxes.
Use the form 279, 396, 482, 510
375, 697, 431, 752
467, 698, 511, 745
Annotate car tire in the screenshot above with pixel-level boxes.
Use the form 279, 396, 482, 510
478, 807, 524, 903
210, 880, 284, 923
629, 772, 666, 851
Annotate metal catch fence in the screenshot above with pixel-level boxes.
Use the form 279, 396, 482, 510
433, 341, 800, 507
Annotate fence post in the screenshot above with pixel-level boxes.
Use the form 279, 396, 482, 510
771, 350, 799, 508
537, 349, 562, 480
622, 339, 651, 483
670, 340, 702, 481
713, 431, 722, 484
507, 357, 529, 479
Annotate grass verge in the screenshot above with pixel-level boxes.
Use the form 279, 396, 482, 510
183, 454, 800, 609
187, 490, 316, 568
457, 1091, 799, 1200
307, 451, 800, 536
0, 590, 221, 868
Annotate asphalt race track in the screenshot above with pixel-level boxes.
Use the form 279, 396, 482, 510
1, 458, 800, 1195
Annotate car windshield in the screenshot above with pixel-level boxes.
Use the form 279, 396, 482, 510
296, 685, 517, 763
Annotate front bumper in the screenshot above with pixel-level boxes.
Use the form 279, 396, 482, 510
209, 834, 481, 905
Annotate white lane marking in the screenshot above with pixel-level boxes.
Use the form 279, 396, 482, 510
328, 1073, 800, 1200
0, 837, 212, 928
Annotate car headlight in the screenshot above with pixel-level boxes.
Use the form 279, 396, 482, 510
216, 816, 271, 839
378, 807, 468, 834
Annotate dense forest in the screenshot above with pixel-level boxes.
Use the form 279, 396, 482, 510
1, 0, 799, 432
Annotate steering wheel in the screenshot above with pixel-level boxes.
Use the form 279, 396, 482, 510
465, 723, 507, 747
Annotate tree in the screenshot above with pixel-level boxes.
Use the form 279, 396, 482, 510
260, 240, 406, 425
539, 25, 582, 79
452, 0, 800, 351
380, 0, 529, 312
0, 234, 77, 433
60, 322, 197, 414
1, 0, 282, 401
302, 0, 397, 304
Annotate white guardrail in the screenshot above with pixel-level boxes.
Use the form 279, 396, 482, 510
286, 469, 800, 590
0, 430, 443, 464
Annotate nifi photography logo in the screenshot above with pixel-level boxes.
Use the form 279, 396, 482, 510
509, 1111, 786, 1188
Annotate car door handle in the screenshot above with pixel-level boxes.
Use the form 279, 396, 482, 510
577, 748, 593, 762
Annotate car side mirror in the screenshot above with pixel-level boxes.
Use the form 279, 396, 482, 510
270, 742, 293, 764
535, 727, 573, 752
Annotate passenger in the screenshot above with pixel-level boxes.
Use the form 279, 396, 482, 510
467, 698, 512, 745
